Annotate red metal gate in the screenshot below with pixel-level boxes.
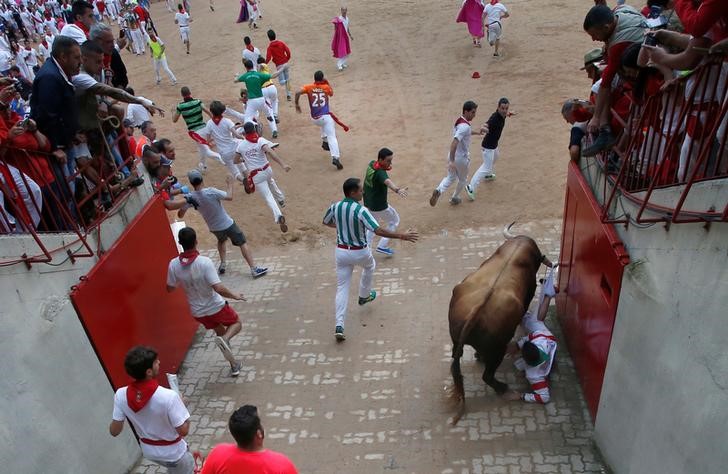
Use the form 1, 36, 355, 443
557, 162, 630, 419
70, 197, 198, 389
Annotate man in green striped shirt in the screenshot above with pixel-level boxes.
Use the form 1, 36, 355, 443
323, 178, 418, 341
173, 86, 223, 173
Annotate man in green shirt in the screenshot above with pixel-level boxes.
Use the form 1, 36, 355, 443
234, 59, 280, 138
172, 86, 223, 173
147, 32, 177, 85
363, 148, 408, 257
323, 177, 418, 341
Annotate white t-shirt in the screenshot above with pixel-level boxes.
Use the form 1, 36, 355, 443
37, 42, 51, 61
484, 3, 507, 25
224, 107, 247, 124
23, 48, 38, 67
242, 46, 260, 70
0, 50, 12, 71
167, 255, 226, 317
200, 118, 239, 156
452, 118, 472, 160
126, 99, 152, 127
190, 187, 234, 232
72, 71, 98, 94
59, 23, 88, 45
112, 386, 189, 463
235, 137, 273, 170
175, 12, 190, 27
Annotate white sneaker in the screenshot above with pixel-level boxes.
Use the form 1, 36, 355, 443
465, 185, 475, 201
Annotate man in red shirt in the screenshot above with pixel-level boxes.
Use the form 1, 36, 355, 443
265, 29, 292, 101
582, 4, 646, 157
201, 405, 298, 474
674, 0, 728, 42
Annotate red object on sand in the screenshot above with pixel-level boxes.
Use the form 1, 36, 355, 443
472, 72, 481, 79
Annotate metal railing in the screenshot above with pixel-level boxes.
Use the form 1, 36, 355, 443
593, 58, 728, 225
0, 125, 141, 267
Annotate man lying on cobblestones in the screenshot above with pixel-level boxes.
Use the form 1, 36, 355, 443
200, 405, 298, 473
167, 226, 246, 376
110, 346, 194, 474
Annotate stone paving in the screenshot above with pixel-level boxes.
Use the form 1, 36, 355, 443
134, 220, 608, 474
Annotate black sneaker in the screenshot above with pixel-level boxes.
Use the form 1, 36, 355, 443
335, 326, 345, 341
332, 158, 343, 170
358, 290, 377, 306
322, 141, 330, 151
582, 129, 617, 157
218, 262, 227, 275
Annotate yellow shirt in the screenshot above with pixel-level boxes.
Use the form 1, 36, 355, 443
259, 63, 273, 87
148, 38, 165, 60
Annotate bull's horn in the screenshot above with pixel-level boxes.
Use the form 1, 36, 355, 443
503, 221, 517, 239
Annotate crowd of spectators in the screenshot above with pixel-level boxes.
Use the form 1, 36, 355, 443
564, 0, 728, 184
0, 0, 185, 233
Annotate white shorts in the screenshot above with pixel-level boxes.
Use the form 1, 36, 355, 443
487, 22, 502, 44
179, 26, 190, 42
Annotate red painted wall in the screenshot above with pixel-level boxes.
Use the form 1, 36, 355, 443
557, 162, 630, 419
70, 196, 198, 390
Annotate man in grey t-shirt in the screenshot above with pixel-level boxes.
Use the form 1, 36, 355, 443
178, 170, 268, 278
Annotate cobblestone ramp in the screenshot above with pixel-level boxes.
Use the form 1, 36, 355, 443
135, 220, 608, 473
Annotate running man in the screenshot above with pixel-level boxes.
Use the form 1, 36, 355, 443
167, 226, 245, 376
242, 36, 260, 71
323, 178, 418, 341
295, 70, 346, 170
363, 148, 408, 257
483, 0, 509, 56
174, 3, 191, 54
257, 56, 279, 125
265, 29, 292, 100
198, 100, 246, 182
234, 121, 291, 233
179, 170, 268, 278
430, 100, 488, 206
109, 346, 194, 474
173, 86, 223, 173
466, 97, 515, 200
234, 59, 280, 138
148, 31, 177, 85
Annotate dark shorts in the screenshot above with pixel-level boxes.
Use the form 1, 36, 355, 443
569, 126, 586, 149
212, 222, 246, 246
197, 303, 239, 329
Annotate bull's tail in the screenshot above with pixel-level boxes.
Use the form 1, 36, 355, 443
450, 304, 485, 426
503, 221, 518, 240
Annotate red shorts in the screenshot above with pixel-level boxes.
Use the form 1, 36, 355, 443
196, 304, 239, 329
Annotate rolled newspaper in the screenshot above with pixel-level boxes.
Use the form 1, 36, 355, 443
166, 373, 181, 395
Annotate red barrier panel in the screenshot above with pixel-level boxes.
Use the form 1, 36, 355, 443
70, 196, 198, 390
557, 162, 630, 419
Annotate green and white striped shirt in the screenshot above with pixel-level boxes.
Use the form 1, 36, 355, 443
323, 198, 380, 247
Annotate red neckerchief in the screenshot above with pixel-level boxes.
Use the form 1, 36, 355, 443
179, 249, 200, 266
41, 39, 48, 48
178, 8, 186, 14
73, 21, 90, 38
245, 43, 255, 52
245, 132, 259, 143
490, 0, 498, 4
126, 379, 159, 413
373, 161, 391, 171
212, 116, 223, 125
455, 116, 470, 127
314, 79, 330, 86
44, 12, 51, 20
182, 95, 194, 101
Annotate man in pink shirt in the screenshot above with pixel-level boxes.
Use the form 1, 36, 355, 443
201, 405, 298, 473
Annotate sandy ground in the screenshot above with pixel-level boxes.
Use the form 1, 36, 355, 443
119, 0, 594, 251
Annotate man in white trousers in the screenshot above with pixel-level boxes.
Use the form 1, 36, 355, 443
173, 86, 224, 173
257, 56, 279, 125
234, 121, 291, 233
174, 3, 191, 55
466, 97, 515, 200
323, 178, 418, 341
430, 100, 488, 206
199, 100, 245, 183
148, 31, 177, 85
363, 147, 408, 257
234, 58, 281, 138
295, 70, 344, 170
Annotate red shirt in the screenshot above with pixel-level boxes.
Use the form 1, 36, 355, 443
200, 445, 298, 474
266, 40, 291, 66
674, 0, 728, 41
3, 114, 54, 185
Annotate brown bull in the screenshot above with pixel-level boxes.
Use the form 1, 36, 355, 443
449, 223, 546, 424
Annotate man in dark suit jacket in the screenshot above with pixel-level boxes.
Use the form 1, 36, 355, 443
29, 35, 81, 208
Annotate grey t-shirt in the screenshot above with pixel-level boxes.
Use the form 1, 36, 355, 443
191, 187, 234, 232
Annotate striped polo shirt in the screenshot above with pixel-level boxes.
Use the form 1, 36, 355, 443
176, 98, 205, 131
323, 198, 380, 247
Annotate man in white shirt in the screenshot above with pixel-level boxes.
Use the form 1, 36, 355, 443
125, 86, 156, 127
198, 100, 245, 181
0, 48, 13, 75
483, 0, 509, 56
59, 0, 95, 44
234, 121, 291, 233
430, 100, 488, 206
179, 169, 268, 277
174, 4, 191, 54
109, 346, 194, 474
167, 226, 246, 376
242, 35, 260, 70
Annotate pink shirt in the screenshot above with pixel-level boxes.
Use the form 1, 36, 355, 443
200, 444, 298, 474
